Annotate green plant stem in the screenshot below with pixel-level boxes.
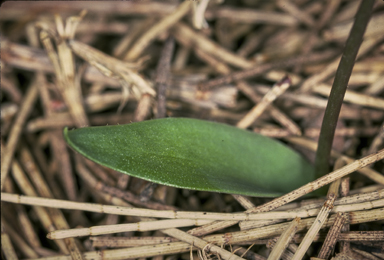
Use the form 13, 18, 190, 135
314, 0, 374, 178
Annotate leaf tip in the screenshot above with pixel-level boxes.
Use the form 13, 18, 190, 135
63, 126, 69, 139
63, 127, 74, 149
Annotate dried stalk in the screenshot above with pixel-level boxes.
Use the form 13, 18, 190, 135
237, 76, 292, 129
267, 217, 301, 260
1, 84, 38, 191
124, 1, 192, 61
292, 168, 341, 259
155, 36, 174, 119
317, 212, 348, 259
48, 219, 213, 240
3, 192, 383, 222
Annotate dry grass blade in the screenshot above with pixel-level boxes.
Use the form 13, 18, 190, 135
1, 85, 38, 190
300, 33, 384, 92
276, 0, 315, 27
1, 230, 22, 260
237, 76, 292, 129
2, 208, 382, 259
2, 192, 384, 222
292, 163, 342, 260
267, 217, 301, 260
68, 40, 155, 102
10, 160, 80, 257
124, 1, 192, 61
155, 36, 174, 119
338, 231, 384, 242
192, 0, 210, 30
39, 13, 89, 127
47, 219, 214, 240
172, 22, 254, 69
317, 212, 348, 259
313, 83, 384, 110
206, 6, 299, 26
198, 50, 336, 90
193, 49, 302, 134
161, 228, 246, 260
89, 236, 178, 248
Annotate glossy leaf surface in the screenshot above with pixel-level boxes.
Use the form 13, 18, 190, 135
64, 118, 316, 197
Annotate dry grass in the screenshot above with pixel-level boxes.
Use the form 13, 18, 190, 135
1, 1, 384, 259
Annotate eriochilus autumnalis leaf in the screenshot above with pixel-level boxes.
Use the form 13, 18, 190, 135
64, 118, 317, 197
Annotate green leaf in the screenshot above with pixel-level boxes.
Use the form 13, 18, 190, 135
64, 118, 316, 197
